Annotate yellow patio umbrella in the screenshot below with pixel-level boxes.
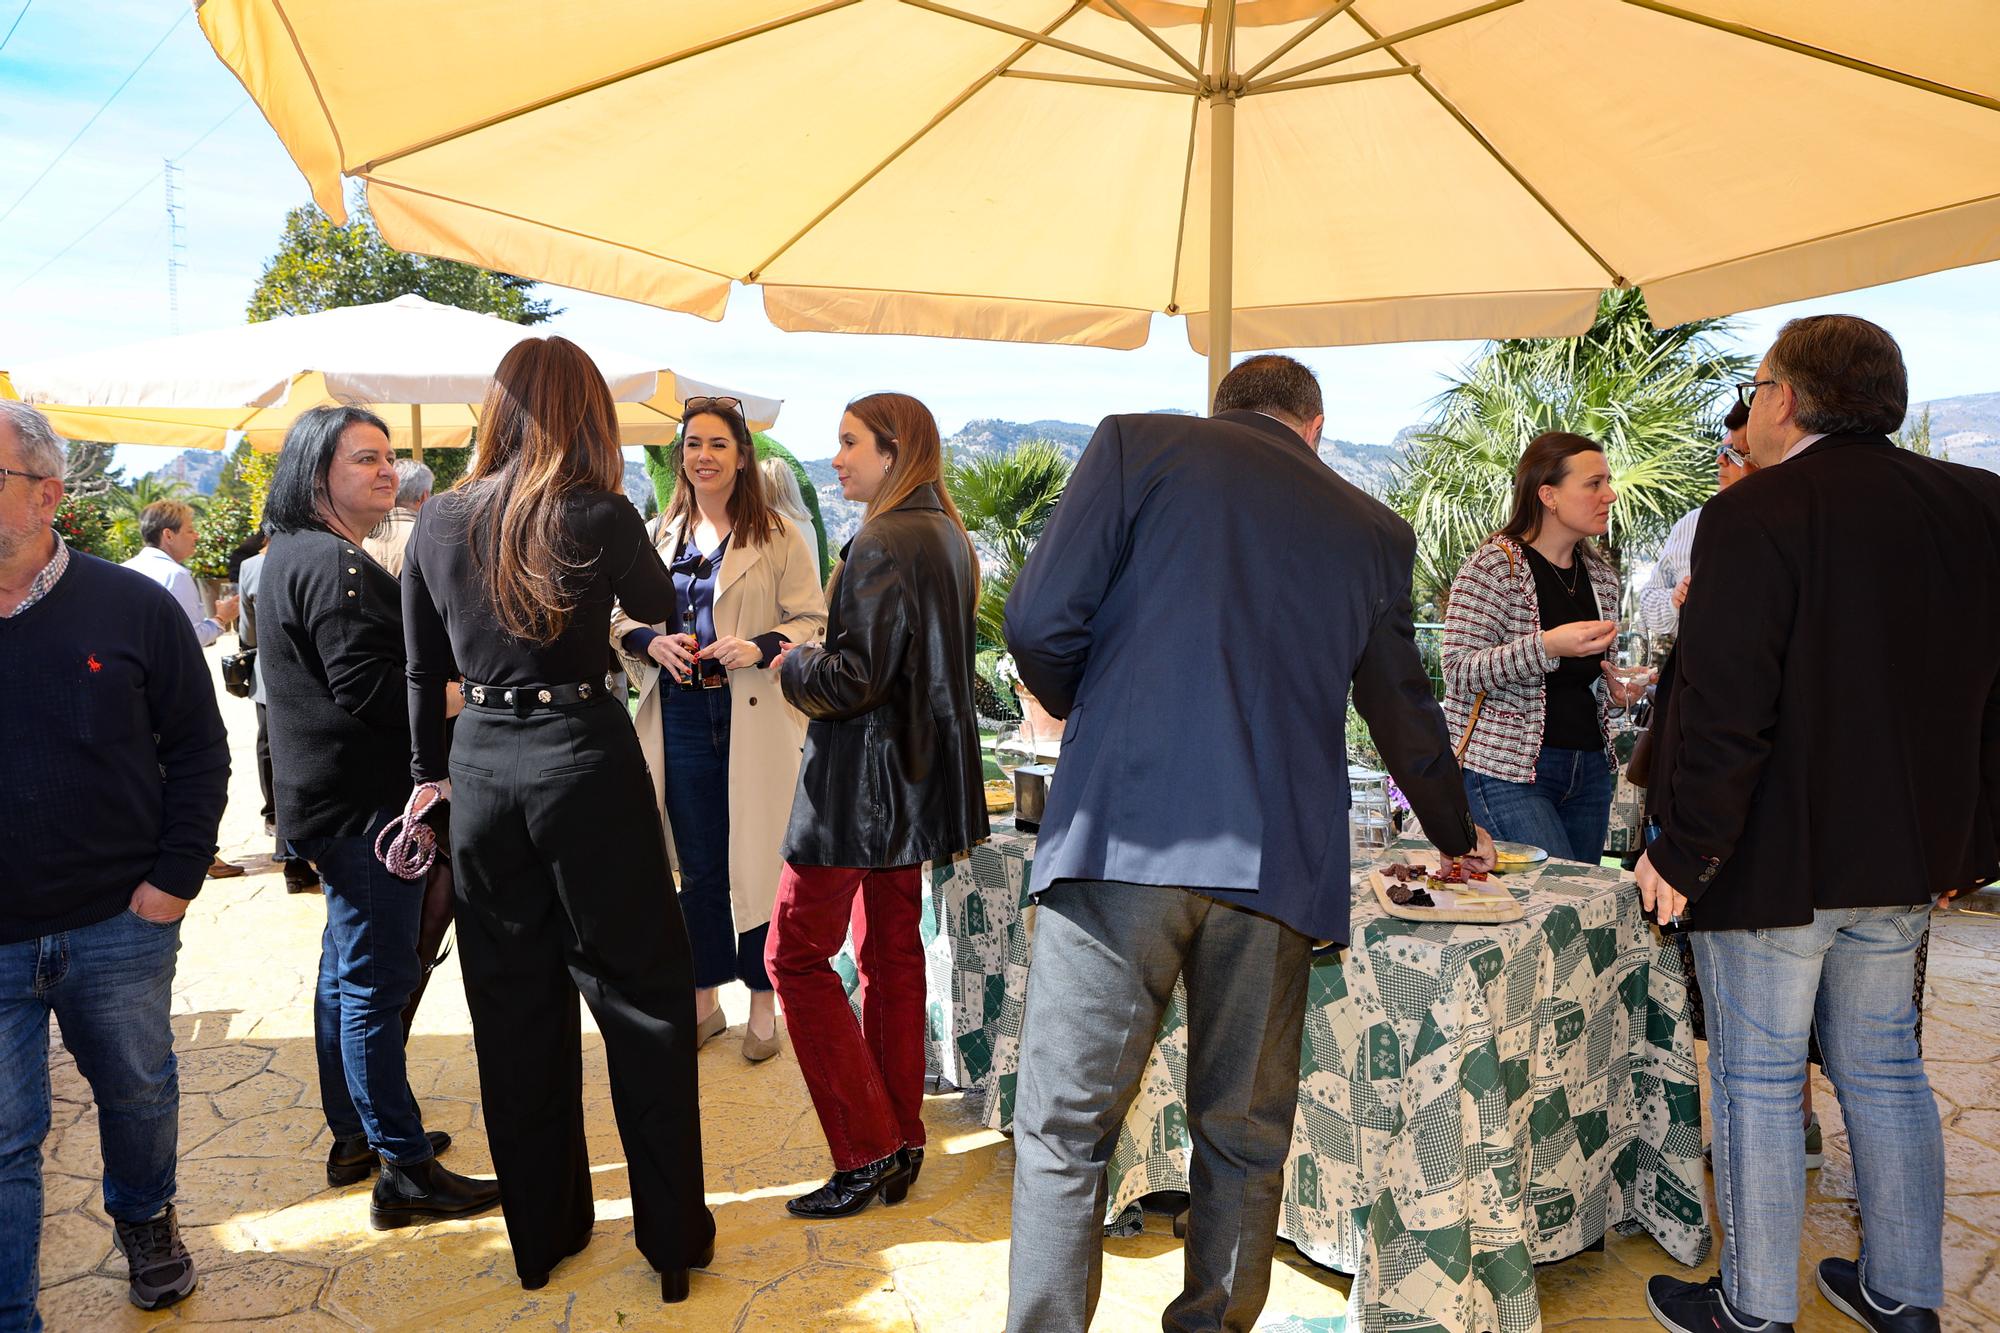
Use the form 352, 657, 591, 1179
201, 2, 2000, 400
1, 295, 782, 451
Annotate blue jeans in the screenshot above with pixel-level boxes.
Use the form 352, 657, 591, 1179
1463, 746, 1612, 864
661, 684, 769, 991
1691, 906, 1943, 1322
290, 809, 431, 1165
0, 909, 183, 1333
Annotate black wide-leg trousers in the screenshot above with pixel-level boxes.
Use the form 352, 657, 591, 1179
448, 697, 713, 1282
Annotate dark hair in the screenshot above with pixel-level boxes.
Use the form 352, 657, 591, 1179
265, 404, 392, 535
661, 403, 781, 549
138, 499, 194, 547
224, 530, 267, 581
1722, 400, 1749, 433
1211, 354, 1323, 423
1767, 315, 1907, 435
459, 337, 624, 640
1497, 432, 1606, 547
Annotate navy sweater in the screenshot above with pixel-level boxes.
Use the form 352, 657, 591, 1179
1, 551, 231, 943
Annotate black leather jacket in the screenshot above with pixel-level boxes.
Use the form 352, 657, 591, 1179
780, 484, 990, 868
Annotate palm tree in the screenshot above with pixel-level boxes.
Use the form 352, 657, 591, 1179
1389, 288, 1751, 612
946, 440, 1073, 647
114, 475, 199, 521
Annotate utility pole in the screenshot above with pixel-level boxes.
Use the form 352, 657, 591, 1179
163, 158, 185, 333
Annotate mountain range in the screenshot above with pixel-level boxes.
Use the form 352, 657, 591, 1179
140, 393, 2000, 543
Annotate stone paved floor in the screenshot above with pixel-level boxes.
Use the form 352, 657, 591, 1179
31, 660, 2000, 1330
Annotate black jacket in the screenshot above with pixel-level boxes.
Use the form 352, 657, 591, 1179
261, 527, 411, 838
1649, 433, 2000, 930
780, 484, 989, 867
1004, 410, 1473, 943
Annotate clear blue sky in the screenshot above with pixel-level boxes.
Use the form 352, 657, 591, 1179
6, 0, 2000, 473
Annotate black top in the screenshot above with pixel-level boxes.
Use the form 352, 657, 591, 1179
261, 527, 412, 838
1522, 543, 1603, 752
0, 549, 230, 942
780, 484, 990, 868
403, 487, 675, 781
1649, 433, 2000, 930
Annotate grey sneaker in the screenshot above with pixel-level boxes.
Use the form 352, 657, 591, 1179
112, 1205, 197, 1311
1804, 1113, 1824, 1169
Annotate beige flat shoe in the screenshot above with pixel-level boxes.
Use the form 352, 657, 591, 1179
741, 1021, 782, 1063
693, 1007, 727, 1050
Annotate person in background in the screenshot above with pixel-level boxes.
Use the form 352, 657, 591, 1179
760, 454, 823, 559
260, 406, 494, 1228
1637, 316, 2000, 1333
611, 399, 826, 1064
1001, 356, 1491, 1333
1442, 432, 1646, 867
768, 392, 987, 1221
362, 458, 433, 577
1638, 400, 1755, 643
124, 499, 247, 879
404, 337, 714, 1302
0, 400, 230, 1324
236, 529, 321, 895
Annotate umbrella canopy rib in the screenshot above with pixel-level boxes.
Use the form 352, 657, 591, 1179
1098, 0, 1203, 80
1245, 0, 1524, 92
1240, 0, 1358, 84
896, 1, 1198, 90
1620, 0, 2000, 115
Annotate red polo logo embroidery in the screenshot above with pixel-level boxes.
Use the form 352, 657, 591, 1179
86, 655, 102, 673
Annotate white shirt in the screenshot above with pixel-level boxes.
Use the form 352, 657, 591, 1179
123, 544, 223, 646
1780, 432, 1827, 463
1639, 507, 1701, 637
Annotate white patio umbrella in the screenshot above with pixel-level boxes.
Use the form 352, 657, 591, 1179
0, 294, 783, 452
199, 2, 2000, 400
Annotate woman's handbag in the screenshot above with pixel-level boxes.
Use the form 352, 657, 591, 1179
219, 649, 256, 699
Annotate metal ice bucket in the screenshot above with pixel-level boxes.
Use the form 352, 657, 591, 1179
1013, 763, 1054, 832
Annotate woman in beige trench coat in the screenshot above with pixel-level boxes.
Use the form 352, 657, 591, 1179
611, 399, 827, 1062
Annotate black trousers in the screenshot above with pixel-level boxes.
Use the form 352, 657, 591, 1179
448, 697, 713, 1281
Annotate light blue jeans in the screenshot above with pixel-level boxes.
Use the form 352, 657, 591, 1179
1690, 905, 1943, 1322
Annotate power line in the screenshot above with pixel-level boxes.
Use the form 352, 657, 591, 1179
0, 6, 189, 231
0, 1, 33, 56
4, 100, 246, 299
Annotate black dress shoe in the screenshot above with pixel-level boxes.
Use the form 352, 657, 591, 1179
658, 1238, 716, 1304
327, 1130, 452, 1186
368, 1156, 502, 1230
785, 1152, 911, 1220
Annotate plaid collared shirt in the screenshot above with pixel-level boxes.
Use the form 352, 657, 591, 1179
3, 529, 69, 618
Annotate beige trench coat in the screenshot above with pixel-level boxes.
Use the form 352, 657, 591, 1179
610, 514, 828, 933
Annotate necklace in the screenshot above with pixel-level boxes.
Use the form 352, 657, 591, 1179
1553, 556, 1582, 600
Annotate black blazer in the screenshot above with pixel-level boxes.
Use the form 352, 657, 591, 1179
1649, 433, 2000, 930
780, 484, 989, 868
261, 527, 411, 839
1004, 410, 1474, 944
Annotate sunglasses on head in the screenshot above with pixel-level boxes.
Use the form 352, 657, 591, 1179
682, 396, 743, 419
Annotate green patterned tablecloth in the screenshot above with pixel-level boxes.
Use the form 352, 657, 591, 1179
984, 836, 1711, 1333
833, 822, 1037, 1090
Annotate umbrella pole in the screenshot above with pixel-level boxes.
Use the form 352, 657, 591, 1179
1206, 1, 1237, 411
410, 402, 424, 461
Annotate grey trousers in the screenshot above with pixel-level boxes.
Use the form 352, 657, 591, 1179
1005, 879, 1313, 1333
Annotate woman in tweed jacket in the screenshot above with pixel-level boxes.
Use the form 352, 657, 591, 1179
1441, 433, 1645, 864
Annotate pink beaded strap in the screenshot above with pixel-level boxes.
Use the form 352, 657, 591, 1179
376, 782, 446, 879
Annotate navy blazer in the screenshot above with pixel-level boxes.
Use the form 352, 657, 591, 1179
1004, 410, 1474, 943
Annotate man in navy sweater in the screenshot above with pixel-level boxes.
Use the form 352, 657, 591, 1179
0, 401, 229, 1326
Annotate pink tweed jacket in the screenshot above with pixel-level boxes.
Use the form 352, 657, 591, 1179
1440, 536, 1619, 783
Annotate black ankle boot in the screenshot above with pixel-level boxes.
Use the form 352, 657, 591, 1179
656, 1237, 714, 1304
327, 1130, 453, 1187
784, 1152, 911, 1219
369, 1156, 502, 1230
900, 1146, 925, 1190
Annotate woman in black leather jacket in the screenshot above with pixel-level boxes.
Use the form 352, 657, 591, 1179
768, 391, 988, 1219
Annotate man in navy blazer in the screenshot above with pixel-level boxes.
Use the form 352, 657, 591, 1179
1002, 356, 1492, 1333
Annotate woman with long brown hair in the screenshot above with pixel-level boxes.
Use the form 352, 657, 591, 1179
402, 337, 713, 1301
1440, 431, 1645, 865
609, 398, 826, 1063
766, 392, 988, 1219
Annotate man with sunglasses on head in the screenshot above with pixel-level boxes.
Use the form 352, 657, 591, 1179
1637, 400, 1756, 645
1636, 316, 2000, 1333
